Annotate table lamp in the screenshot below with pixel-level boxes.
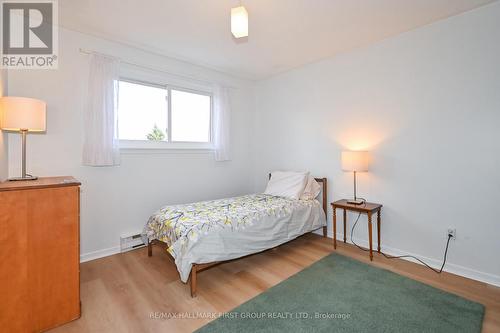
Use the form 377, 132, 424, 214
0, 97, 46, 181
342, 151, 369, 205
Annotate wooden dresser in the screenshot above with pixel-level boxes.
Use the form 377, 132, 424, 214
0, 177, 81, 332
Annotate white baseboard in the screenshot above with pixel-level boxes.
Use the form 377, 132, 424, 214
82, 231, 500, 288
318, 229, 500, 288
80, 245, 121, 263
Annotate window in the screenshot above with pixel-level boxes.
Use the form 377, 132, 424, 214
171, 89, 211, 142
118, 81, 168, 141
117, 79, 212, 148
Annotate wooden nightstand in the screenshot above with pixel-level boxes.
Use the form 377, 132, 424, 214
331, 199, 383, 261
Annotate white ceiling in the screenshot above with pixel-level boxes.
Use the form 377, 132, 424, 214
59, 0, 497, 80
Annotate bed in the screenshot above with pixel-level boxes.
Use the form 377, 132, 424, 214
143, 176, 327, 297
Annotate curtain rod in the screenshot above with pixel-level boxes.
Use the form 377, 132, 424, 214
78, 48, 237, 89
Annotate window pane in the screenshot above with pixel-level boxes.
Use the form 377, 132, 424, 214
171, 89, 211, 142
118, 81, 168, 141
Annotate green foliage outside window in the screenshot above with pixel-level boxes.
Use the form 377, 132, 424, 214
146, 124, 166, 141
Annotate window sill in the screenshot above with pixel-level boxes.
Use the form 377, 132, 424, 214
119, 140, 214, 154
120, 148, 214, 155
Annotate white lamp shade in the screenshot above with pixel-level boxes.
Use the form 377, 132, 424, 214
342, 151, 369, 172
231, 6, 248, 38
0, 97, 46, 132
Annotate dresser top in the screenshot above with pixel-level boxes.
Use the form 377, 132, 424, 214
0, 176, 81, 192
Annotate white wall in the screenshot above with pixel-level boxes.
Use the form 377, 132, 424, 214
0, 69, 7, 181
254, 3, 500, 285
7, 28, 256, 261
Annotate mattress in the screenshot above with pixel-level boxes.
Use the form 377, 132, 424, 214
143, 194, 326, 282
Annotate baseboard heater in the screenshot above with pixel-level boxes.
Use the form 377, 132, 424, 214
120, 232, 146, 253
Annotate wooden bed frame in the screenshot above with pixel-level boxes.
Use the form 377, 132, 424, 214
147, 177, 328, 297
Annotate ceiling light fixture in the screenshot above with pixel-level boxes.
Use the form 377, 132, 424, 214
231, 6, 248, 38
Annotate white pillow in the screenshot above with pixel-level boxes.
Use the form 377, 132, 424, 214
300, 176, 322, 200
264, 171, 309, 200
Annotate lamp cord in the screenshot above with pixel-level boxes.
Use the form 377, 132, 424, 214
348, 198, 452, 274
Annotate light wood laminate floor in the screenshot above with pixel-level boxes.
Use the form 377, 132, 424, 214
50, 234, 500, 333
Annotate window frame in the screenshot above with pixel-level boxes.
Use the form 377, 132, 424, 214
117, 77, 214, 151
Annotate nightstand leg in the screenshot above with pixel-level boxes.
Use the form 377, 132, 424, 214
368, 212, 373, 261
377, 209, 381, 253
343, 209, 347, 243
333, 208, 337, 249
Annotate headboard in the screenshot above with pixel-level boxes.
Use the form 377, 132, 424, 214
315, 177, 328, 217
267, 173, 328, 216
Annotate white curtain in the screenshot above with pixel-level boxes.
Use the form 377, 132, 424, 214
82, 54, 120, 166
212, 84, 231, 161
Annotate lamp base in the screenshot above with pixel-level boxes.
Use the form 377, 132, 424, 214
347, 199, 364, 205
8, 175, 38, 181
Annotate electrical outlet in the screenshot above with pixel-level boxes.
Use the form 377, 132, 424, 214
447, 228, 456, 240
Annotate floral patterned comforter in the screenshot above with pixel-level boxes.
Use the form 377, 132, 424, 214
143, 194, 317, 258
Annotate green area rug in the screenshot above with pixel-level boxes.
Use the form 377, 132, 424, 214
196, 253, 484, 333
